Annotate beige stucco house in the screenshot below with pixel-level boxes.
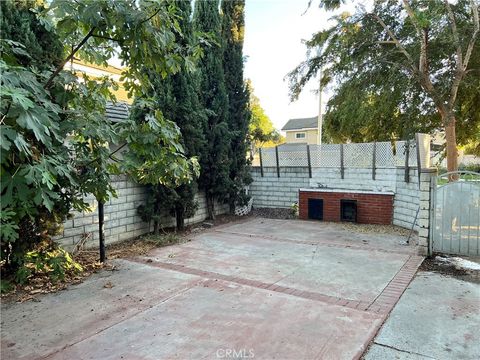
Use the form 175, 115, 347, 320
281, 117, 319, 145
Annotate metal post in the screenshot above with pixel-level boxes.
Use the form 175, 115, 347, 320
340, 144, 345, 179
259, 148, 264, 177
98, 201, 106, 262
307, 145, 312, 178
404, 140, 410, 183
275, 146, 280, 178
415, 133, 422, 186
372, 142, 377, 180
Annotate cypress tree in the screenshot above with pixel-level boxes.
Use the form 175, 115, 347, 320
221, 0, 251, 213
0, 0, 63, 71
193, 0, 231, 220
136, 0, 206, 231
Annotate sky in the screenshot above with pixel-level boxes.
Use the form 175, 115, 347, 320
243, 0, 353, 131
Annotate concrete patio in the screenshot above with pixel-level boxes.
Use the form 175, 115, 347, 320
2, 218, 423, 359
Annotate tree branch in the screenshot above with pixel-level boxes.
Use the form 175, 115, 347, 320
92, 34, 124, 43
369, 12, 417, 74
444, 0, 465, 108
45, 27, 96, 89
141, 7, 160, 25
82, 142, 127, 168
444, 0, 463, 67
463, 0, 479, 70
402, 1, 429, 75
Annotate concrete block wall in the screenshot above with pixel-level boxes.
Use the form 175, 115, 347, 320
393, 168, 420, 231
417, 169, 437, 255
55, 175, 228, 251
309, 168, 396, 193
250, 167, 310, 208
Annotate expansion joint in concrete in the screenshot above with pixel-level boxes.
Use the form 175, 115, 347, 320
373, 342, 436, 359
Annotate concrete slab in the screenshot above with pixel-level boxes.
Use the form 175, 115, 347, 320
221, 218, 415, 254
364, 271, 480, 360
45, 279, 383, 360
1, 260, 201, 360
365, 344, 433, 359
150, 230, 409, 302
1, 218, 421, 360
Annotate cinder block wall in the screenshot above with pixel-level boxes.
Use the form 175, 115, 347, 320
249, 167, 310, 208
393, 168, 420, 231
309, 167, 396, 193
55, 175, 228, 251
251, 166, 425, 229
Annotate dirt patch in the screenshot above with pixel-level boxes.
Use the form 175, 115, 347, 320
333, 222, 412, 236
251, 207, 412, 237
420, 257, 480, 284
251, 207, 296, 220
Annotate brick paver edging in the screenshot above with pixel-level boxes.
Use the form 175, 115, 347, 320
367, 255, 424, 314
128, 255, 423, 315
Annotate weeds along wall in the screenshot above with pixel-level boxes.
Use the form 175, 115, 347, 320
54, 175, 228, 251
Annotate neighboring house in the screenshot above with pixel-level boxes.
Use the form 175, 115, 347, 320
68, 59, 132, 104
281, 116, 319, 145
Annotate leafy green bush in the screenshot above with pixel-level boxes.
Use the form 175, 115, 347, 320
290, 202, 299, 217
14, 241, 83, 285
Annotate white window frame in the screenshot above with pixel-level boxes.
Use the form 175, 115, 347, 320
295, 132, 306, 139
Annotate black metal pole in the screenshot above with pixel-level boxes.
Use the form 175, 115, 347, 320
259, 148, 264, 177
98, 201, 106, 262
372, 142, 377, 180
340, 144, 345, 179
415, 133, 422, 186
275, 146, 280, 178
307, 145, 312, 178
405, 140, 410, 183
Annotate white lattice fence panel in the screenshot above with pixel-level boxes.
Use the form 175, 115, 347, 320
278, 144, 309, 167
395, 141, 417, 167
310, 144, 341, 167
261, 148, 277, 167
375, 142, 395, 168
344, 143, 374, 168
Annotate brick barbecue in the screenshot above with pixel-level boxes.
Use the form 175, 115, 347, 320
299, 189, 394, 225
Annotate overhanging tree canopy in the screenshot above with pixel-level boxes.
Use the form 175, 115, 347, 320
289, 0, 480, 171
1, 0, 201, 268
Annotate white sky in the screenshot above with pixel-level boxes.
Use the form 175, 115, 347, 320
244, 0, 356, 131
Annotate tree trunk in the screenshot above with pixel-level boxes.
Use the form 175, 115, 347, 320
153, 199, 160, 235
98, 201, 106, 263
443, 113, 459, 177
229, 198, 235, 215
206, 194, 215, 220
175, 206, 185, 231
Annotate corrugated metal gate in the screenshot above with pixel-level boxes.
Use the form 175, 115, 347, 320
430, 171, 480, 256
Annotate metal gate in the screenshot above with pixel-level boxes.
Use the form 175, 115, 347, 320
430, 171, 480, 256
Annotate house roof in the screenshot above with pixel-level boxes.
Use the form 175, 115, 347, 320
106, 102, 130, 123
281, 116, 318, 131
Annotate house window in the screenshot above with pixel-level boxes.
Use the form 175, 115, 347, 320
295, 132, 306, 139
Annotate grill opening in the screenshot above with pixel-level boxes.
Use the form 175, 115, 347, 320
341, 199, 357, 222
308, 198, 323, 220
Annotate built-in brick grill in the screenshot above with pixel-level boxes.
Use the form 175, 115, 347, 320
340, 199, 357, 222
299, 189, 393, 225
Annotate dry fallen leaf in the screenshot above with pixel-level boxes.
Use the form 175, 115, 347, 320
104, 281, 114, 289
